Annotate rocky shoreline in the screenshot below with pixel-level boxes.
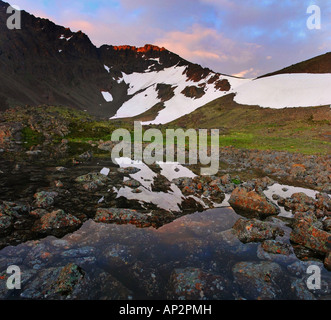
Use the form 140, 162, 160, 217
0, 107, 330, 300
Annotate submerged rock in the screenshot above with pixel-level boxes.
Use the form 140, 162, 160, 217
232, 261, 285, 300
167, 267, 235, 300
232, 218, 285, 244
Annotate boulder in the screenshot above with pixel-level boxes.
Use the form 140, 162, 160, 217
232, 218, 284, 243
229, 187, 280, 218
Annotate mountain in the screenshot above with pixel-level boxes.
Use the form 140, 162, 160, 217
258, 52, 331, 78
0, 0, 331, 125
0, 0, 241, 121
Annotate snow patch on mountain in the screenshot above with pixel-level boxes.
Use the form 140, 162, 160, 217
110, 65, 248, 124
234, 73, 331, 109
101, 91, 113, 102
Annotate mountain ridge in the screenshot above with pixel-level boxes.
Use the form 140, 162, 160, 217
0, 0, 331, 124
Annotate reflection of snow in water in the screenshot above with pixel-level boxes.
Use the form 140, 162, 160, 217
109, 158, 324, 216
264, 183, 320, 218
156, 161, 196, 181
113, 158, 206, 212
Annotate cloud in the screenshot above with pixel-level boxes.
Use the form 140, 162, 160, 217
11, 0, 331, 77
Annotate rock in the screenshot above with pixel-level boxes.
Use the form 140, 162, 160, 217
124, 262, 162, 298
315, 193, 331, 213
232, 261, 285, 300
229, 187, 280, 218
20, 263, 84, 299
117, 167, 141, 175
261, 240, 292, 255
167, 267, 235, 300
101, 244, 135, 268
323, 217, 331, 232
290, 279, 316, 300
287, 193, 315, 213
0, 212, 13, 235
290, 214, 331, 255
32, 209, 82, 237
123, 179, 141, 188
232, 218, 285, 243
75, 172, 111, 191
34, 191, 58, 208
78, 151, 93, 160
94, 208, 152, 228
325, 253, 331, 271
54, 263, 85, 296
54, 180, 64, 188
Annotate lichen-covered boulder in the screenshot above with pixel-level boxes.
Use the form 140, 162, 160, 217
232, 218, 284, 243
229, 187, 280, 218
94, 208, 152, 228
32, 209, 82, 237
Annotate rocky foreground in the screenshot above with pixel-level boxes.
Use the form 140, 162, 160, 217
0, 106, 330, 300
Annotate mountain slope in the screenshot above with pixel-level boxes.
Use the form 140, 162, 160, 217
258, 52, 331, 78
1, 0, 331, 124
167, 93, 331, 154
0, 0, 241, 120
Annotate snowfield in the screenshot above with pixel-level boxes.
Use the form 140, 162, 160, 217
110, 65, 248, 124
234, 73, 331, 109
107, 63, 331, 124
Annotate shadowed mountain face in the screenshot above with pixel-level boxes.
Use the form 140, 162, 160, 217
0, 0, 230, 118
258, 52, 331, 79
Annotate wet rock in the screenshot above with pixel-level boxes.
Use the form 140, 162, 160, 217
325, 253, 331, 271
75, 172, 111, 191
290, 213, 331, 255
0, 212, 13, 236
117, 167, 141, 175
126, 262, 162, 298
19, 263, 84, 299
290, 279, 316, 300
232, 218, 285, 243
287, 193, 315, 213
287, 260, 325, 277
123, 179, 141, 188
94, 208, 152, 228
54, 263, 85, 296
101, 244, 135, 268
70, 268, 132, 300
34, 191, 58, 209
32, 209, 82, 237
167, 267, 235, 300
232, 261, 285, 300
323, 218, 331, 232
229, 187, 280, 218
261, 240, 293, 256
315, 193, 331, 214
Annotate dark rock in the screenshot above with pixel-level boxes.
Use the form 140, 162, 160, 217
32, 209, 82, 237
94, 208, 152, 228
167, 267, 235, 300
232, 261, 285, 300
232, 218, 285, 243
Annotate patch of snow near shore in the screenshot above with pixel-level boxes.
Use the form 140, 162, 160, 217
234, 73, 331, 108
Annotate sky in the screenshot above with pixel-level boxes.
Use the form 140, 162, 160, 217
10, 0, 331, 78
